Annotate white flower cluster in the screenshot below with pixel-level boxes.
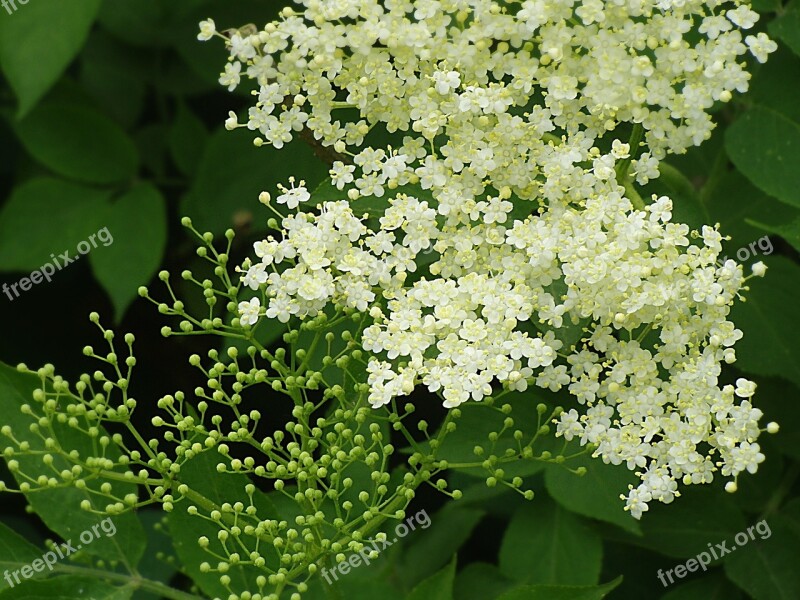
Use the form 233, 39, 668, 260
208, 0, 777, 517
210, 0, 774, 182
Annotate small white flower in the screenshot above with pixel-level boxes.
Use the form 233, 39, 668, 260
238, 297, 261, 326
751, 261, 767, 277
746, 33, 778, 63
734, 378, 757, 398
276, 185, 311, 209
197, 19, 216, 41
330, 161, 356, 190
219, 62, 242, 92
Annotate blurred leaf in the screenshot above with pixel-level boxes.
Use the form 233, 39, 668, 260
705, 171, 798, 251
399, 506, 484, 587
747, 47, 800, 124
0, 576, 132, 600
406, 558, 456, 600
0, 522, 42, 591
750, 378, 800, 461
149, 49, 216, 96
14, 101, 139, 185
79, 31, 147, 129
499, 499, 602, 585
635, 487, 745, 559
131, 511, 178, 600
725, 106, 800, 208
134, 124, 170, 179
724, 512, 800, 600
181, 127, 328, 235
770, 4, 800, 59
545, 454, 642, 535
0, 177, 110, 272
97, 0, 170, 47
660, 573, 743, 600
89, 184, 167, 321
0, 363, 146, 569
0, 0, 102, 117
329, 580, 404, 600
600, 540, 666, 598
751, 0, 782, 13
169, 102, 209, 176
730, 257, 800, 388
454, 563, 516, 600
746, 216, 800, 254
495, 577, 622, 600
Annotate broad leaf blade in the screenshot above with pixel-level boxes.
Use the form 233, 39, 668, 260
89, 184, 167, 321
0, 0, 102, 116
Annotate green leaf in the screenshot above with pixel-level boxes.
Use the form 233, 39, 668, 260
169, 102, 209, 177
0, 576, 132, 600
0, 177, 111, 272
725, 106, 800, 209
636, 487, 746, 559
79, 30, 147, 129
747, 47, 800, 125
750, 0, 782, 13
454, 563, 516, 600
131, 511, 178, 600
705, 170, 798, 251
0, 363, 146, 569
770, 4, 800, 59
134, 124, 170, 179
495, 577, 622, 600
499, 498, 602, 585
746, 216, 800, 255
432, 394, 554, 479
181, 127, 328, 235
0, 0, 103, 117
723, 513, 800, 600
406, 557, 456, 600
330, 580, 404, 600
14, 101, 139, 185
0, 522, 43, 592
749, 378, 800, 462
545, 454, 642, 535
89, 184, 167, 321
660, 573, 742, 600
167, 450, 281, 600
97, 0, 170, 47
729, 257, 800, 388
399, 506, 484, 587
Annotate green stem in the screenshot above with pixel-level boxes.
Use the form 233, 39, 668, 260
615, 123, 644, 182
699, 148, 728, 205
623, 178, 646, 211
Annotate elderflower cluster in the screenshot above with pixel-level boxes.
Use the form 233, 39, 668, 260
206, 0, 778, 517
212, 0, 774, 184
